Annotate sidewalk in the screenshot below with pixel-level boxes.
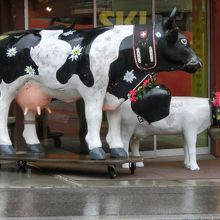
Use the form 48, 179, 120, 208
1, 154, 220, 219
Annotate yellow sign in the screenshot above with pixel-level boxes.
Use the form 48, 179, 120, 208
99, 11, 147, 25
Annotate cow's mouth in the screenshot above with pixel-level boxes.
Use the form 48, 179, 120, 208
182, 59, 202, 73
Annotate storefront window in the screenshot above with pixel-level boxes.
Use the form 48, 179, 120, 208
156, 0, 209, 153
96, 0, 209, 154
26, 0, 209, 155
28, 0, 95, 152
29, 0, 94, 29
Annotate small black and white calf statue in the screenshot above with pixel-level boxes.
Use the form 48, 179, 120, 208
0, 8, 201, 159
116, 95, 219, 170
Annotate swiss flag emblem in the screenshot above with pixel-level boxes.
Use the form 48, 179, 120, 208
140, 31, 147, 39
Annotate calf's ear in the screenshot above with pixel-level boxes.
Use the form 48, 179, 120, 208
166, 27, 178, 44
163, 7, 177, 29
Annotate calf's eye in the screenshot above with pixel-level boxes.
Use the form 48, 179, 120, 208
180, 38, 188, 46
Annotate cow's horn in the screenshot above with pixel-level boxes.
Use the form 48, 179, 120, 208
163, 7, 177, 29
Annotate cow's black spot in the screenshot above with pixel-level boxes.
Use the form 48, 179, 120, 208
107, 35, 148, 100
0, 32, 41, 83
56, 27, 112, 87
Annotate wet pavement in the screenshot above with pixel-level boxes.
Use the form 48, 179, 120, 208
1, 156, 220, 219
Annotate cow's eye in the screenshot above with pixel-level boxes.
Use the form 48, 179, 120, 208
180, 38, 188, 46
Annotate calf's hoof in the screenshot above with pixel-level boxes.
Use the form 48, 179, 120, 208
0, 145, 16, 155
26, 144, 45, 155
89, 147, 106, 160
110, 148, 128, 158
122, 161, 144, 169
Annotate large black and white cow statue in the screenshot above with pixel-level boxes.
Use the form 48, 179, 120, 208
0, 8, 201, 159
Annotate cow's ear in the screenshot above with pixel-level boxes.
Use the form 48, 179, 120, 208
163, 7, 177, 29
166, 27, 179, 44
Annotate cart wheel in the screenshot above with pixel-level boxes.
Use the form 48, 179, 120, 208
108, 165, 117, 179
129, 162, 136, 175
17, 160, 27, 172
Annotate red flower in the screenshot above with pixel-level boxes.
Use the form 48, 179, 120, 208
129, 96, 137, 103
142, 79, 150, 87
216, 92, 220, 99
213, 99, 219, 107
129, 89, 137, 96
213, 92, 220, 107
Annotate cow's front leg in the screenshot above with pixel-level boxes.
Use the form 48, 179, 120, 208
130, 136, 144, 167
84, 99, 106, 160
0, 91, 15, 155
23, 112, 45, 154
106, 107, 128, 158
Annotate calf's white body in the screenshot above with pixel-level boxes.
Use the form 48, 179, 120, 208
119, 97, 211, 170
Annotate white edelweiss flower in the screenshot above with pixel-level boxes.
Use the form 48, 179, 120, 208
123, 70, 137, 83
63, 30, 75, 36
69, 44, 83, 61
155, 32, 162, 38
6, 47, 17, 57
24, 66, 36, 75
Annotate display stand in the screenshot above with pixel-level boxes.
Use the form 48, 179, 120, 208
0, 152, 143, 179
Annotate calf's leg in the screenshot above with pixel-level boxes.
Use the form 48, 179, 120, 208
130, 136, 144, 167
183, 130, 200, 170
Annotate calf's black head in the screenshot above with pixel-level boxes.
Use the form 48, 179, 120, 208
155, 8, 202, 73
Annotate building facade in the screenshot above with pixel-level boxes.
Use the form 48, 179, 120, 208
0, 0, 219, 157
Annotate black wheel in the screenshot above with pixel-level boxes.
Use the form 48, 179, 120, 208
129, 162, 136, 175
17, 160, 27, 172
108, 165, 117, 179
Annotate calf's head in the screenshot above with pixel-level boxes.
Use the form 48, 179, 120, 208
155, 8, 202, 73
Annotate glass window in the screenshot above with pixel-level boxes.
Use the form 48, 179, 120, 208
28, 0, 94, 152
29, 0, 94, 29
155, 0, 209, 152
97, 0, 209, 153
27, 0, 209, 154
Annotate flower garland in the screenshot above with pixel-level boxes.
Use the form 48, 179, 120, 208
128, 76, 156, 103
209, 92, 220, 125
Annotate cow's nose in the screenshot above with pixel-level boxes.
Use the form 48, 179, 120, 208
187, 57, 202, 68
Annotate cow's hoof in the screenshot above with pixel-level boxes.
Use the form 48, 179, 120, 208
189, 164, 200, 171
110, 148, 128, 158
0, 145, 16, 155
89, 147, 106, 160
26, 144, 45, 155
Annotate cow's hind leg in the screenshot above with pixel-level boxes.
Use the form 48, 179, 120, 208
106, 107, 128, 158
183, 130, 200, 170
0, 84, 16, 155
23, 112, 45, 155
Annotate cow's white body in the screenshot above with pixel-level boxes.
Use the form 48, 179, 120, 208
0, 27, 132, 155
116, 97, 211, 170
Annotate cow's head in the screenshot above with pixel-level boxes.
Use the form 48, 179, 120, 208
155, 8, 202, 73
